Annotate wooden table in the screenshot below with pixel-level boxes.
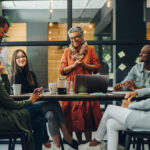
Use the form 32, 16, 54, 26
10, 92, 149, 102
10, 93, 125, 101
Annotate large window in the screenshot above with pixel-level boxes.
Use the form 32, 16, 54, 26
0, 0, 148, 87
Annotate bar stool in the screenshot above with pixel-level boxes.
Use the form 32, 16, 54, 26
125, 129, 150, 150
0, 130, 27, 150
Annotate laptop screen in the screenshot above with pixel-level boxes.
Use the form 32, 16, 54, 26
75, 74, 109, 93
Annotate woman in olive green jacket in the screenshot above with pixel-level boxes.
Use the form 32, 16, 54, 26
0, 62, 45, 150
0, 16, 48, 150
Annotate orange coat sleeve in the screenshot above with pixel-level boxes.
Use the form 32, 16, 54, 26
60, 48, 69, 75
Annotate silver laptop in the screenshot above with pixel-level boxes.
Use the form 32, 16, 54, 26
75, 74, 109, 93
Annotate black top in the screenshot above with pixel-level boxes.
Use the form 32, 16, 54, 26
11, 69, 38, 94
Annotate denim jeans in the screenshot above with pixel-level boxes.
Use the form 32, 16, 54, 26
25, 104, 49, 150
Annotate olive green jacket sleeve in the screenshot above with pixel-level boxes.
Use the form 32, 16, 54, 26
0, 75, 32, 109
1, 74, 11, 94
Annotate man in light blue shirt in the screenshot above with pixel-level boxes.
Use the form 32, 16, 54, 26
114, 45, 150, 91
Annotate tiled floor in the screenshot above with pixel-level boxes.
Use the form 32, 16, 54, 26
0, 131, 149, 150
0, 144, 149, 150
0, 145, 22, 150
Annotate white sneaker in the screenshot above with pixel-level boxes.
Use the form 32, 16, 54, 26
100, 141, 107, 150
50, 143, 62, 150
43, 147, 51, 150
78, 142, 102, 150
100, 141, 124, 150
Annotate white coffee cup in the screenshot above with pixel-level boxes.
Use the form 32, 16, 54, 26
13, 84, 21, 95
48, 83, 57, 95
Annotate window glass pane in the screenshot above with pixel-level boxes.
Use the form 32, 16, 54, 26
48, 46, 65, 83
115, 45, 142, 84
48, 23, 67, 41
72, 0, 111, 41
2, 0, 67, 41
94, 44, 113, 86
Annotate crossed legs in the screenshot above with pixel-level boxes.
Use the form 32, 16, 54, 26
37, 101, 74, 148
79, 105, 132, 150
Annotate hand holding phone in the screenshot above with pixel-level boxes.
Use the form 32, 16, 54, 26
39, 86, 44, 94
29, 87, 44, 103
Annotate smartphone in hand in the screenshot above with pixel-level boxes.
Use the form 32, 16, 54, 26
39, 86, 44, 94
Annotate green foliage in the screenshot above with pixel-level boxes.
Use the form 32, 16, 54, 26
4, 16, 12, 27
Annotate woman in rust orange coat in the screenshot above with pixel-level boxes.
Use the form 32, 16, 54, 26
60, 26, 103, 143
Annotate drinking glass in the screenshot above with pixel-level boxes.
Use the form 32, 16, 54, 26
57, 78, 67, 94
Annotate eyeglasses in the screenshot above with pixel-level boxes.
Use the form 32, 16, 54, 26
16, 55, 26, 60
70, 35, 81, 41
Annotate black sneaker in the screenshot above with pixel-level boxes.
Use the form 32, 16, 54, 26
63, 138, 79, 149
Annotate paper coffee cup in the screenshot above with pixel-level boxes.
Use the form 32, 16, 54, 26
48, 83, 56, 94
13, 84, 21, 95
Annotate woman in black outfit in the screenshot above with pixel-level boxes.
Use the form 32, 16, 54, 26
11, 49, 78, 150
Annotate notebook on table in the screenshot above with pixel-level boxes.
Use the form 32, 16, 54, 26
75, 74, 109, 94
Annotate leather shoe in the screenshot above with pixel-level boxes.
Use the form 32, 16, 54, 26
63, 138, 79, 149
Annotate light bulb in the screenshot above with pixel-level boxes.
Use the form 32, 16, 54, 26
49, 22, 53, 26
89, 24, 92, 28
107, 0, 111, 8
50, 9, 53, 13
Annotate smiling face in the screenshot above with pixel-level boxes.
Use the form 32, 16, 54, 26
139, 45, 150, 63
70, 31, 83, 50
16, 51, 27, 68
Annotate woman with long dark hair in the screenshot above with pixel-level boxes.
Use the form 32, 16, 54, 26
11, 49, 78, 150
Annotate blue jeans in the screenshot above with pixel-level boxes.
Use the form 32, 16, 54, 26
25, 104, 49, 150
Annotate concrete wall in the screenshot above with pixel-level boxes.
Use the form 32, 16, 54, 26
27, 23, 48, 88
